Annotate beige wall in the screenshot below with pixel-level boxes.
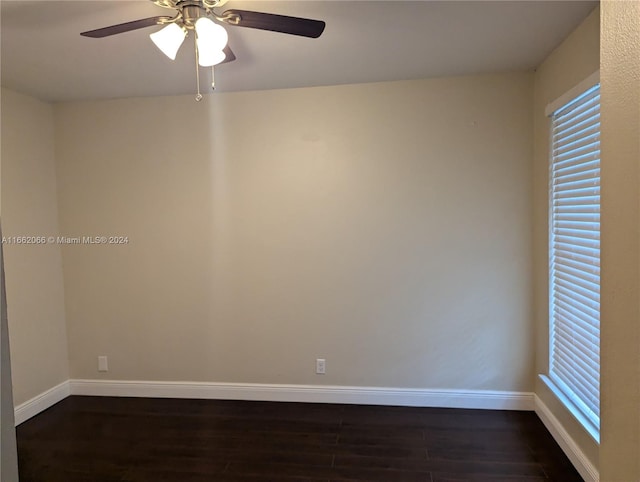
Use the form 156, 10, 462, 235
1, 228, 19, 481
532, 6, 600, 470
0, 93, 19, 481
600, 1, 640, 480
54, 73, 534, 390
1, 88, 70, 405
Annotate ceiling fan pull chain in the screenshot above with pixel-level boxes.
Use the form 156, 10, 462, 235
195, 64, 202, 101
194, 34, 203, 101
211, 66, 215, 91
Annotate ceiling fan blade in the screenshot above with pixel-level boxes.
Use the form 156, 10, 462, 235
220, 46, 236, 64
222, 9, 325, 38
80, 16, 174, 38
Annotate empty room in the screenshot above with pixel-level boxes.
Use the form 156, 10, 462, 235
1, 1, 639, 481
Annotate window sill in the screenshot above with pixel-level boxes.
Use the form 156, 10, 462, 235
539, 374, 600, 444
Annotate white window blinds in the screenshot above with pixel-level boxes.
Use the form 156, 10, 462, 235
549, 83, 600, 432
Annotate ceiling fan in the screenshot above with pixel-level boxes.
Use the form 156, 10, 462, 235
80, 0, 326, 99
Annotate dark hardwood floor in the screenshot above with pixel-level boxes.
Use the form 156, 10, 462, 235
16, 396, 583, 482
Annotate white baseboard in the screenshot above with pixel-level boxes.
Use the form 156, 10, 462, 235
69, 379, 533, 410
13, 379, 533, 426
534, 394, 599, 482
14, 380, 70, 426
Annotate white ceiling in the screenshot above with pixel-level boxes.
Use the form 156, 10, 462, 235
1, 0, 597, 102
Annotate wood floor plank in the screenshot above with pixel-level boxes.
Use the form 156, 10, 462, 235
334, 453, 431, 471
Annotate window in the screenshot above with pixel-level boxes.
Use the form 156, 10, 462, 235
545, 77, 600, 441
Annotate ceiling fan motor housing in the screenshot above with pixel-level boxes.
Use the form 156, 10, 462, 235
181, 5, 208, 29
152, 0, 226, 11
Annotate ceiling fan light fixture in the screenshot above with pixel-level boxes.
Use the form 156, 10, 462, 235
195, 17, 228, 51
197, 47, 226, 67
150, 22, 187, 60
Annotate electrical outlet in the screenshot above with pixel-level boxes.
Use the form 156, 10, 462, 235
98, 356, 108, 372
316, 358, 326, 375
